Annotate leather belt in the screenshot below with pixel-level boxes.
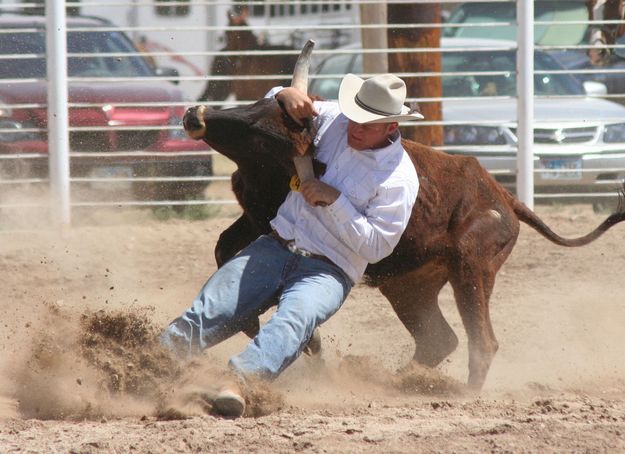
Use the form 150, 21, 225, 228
270, 230, 335, 266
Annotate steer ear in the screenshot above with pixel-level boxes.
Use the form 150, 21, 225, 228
289, 117, 314, 154
291, 40, 316, 183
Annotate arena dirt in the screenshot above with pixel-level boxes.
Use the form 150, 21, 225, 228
1, 203, 625, 452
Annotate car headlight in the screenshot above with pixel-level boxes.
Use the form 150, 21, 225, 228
0, 103, 11, 118
603, 123, 625, 143
0, 119, 41, 142
444, 125, 507, 146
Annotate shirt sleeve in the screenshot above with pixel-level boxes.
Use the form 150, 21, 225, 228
264, 86, 285, 98
325, 174, 419, 263
264, 86, 339, 139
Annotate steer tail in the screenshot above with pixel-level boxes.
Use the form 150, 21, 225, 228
510, 183, 625, 247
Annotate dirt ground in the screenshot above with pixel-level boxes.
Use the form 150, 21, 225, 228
1, 196, 625, 453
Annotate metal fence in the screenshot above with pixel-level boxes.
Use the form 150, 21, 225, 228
2, 0, 625, 226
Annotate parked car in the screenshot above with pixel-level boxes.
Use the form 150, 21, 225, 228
443, 0, 625, 106
0, 14, 212, 200
308, 38, 625, 205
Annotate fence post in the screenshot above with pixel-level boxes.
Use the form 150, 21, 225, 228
46, 0, 71, 225
360, 1, 388, 74
517, 0, 534, 209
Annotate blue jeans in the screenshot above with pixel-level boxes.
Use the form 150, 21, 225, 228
160, 234, 353, 380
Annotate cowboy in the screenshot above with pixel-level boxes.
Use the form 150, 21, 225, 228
160, 73, 423, 418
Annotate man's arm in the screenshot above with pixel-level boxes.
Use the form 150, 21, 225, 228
326, 177, 418, 264
275, 87, 319, 126
275, 87, 345, 208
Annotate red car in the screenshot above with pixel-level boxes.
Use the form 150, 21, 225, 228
0, 14, 212, 200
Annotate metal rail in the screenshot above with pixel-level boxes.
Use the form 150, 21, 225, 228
2, 0, 625, 219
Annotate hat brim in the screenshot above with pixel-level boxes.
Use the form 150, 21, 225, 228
338, 73, 424, 124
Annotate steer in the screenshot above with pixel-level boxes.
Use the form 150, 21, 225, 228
183, 42, 625, 390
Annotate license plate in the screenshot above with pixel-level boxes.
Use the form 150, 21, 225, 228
88, 166, 134, 190
538, 157, 582, 180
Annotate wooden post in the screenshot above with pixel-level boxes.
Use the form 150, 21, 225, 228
387, 3, 443, 146
360, 2, 388, 74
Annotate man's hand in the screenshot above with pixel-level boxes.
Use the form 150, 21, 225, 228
276, 87, 318, 126
300, 179, 340, 207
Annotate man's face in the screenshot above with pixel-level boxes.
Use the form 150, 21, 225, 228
347, 121, 398, 150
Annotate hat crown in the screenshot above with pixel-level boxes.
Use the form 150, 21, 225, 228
338, 72, 422, 123
355, 74, 406, 116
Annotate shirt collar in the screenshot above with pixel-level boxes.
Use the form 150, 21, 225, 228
354, 130, 402, 163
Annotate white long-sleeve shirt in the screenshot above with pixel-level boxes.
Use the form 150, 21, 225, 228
268, 90, 419, 283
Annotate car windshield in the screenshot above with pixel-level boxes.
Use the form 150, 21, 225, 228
443, 1, 588, 46
310, 48, 585, 99
310, 53, 356, 101
0, 29, 154, 79
443, 49, 585, 97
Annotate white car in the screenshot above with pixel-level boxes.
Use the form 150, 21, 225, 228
309, 38, 625, 206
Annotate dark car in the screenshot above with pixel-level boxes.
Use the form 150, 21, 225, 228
443, 1, 625, 105
0, 14, 212, 200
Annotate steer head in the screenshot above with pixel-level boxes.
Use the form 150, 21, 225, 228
183, 40, 317, 179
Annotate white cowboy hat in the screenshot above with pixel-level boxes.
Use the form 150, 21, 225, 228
338, 73, 424, 124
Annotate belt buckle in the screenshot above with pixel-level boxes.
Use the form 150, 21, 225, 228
286, 241, 312, 257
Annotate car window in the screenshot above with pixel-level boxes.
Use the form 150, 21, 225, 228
615, 34, 625, 59
0, 29, 154, 79
310, 53, 356, 100
68, 31, 154, 77
0, 32, 46, 78
443, 50, 585, 97
444, 1, 588, 46
311, 47, 585, 99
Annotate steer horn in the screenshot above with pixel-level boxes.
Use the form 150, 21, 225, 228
291, 40, 316, 183
291, 39, 315, 93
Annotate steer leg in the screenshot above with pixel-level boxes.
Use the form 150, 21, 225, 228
448, 264, 498, 390
215, 214, 261, 267
448, 212, 518, 390
379, 263, 458, 368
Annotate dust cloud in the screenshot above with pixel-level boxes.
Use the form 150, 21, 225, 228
0, 185, 53, 231
0, 299, 468, 422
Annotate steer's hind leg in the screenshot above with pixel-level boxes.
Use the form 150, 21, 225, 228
448, 215, 517, 389
448, 265, 498, 390
379, 264, 457, 368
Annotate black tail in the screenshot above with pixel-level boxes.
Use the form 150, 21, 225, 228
511, 182, 625, 247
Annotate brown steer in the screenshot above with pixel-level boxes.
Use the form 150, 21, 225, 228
183, 42, 625, 390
